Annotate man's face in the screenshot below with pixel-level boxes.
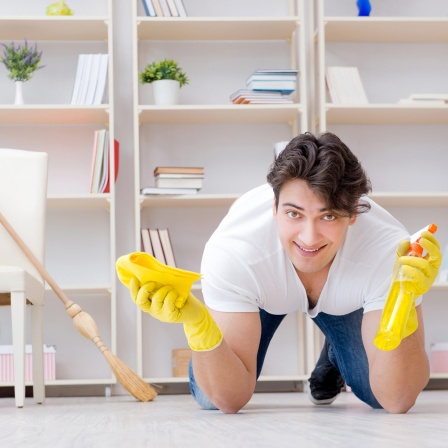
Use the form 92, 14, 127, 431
273, 179, 356, 275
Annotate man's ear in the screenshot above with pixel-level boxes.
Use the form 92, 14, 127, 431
349, 214, 357, 226
272, 199, 278, 219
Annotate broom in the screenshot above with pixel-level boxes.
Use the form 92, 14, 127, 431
0, 212, 157, 402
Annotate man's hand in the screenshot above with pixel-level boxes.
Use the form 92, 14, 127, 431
397, 231, 442, 297
130, 278, 222, 351
392, 231, 441, 340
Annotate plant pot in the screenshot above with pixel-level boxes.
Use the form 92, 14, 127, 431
14, 81, 24, 105
152, 80, 180, 106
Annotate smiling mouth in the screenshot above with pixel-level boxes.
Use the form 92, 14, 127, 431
296, 244, 325, 253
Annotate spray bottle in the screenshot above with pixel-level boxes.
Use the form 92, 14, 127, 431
374, 223, 438, 351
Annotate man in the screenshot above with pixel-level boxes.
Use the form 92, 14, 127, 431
119, 132, 441, 414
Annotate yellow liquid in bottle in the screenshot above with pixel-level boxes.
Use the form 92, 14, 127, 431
374, 276, 415, 351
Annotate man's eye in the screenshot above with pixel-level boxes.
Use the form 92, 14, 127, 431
286, 211, 299, 218
323, 214, 337, 221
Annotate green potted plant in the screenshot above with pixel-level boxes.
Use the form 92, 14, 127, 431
1, 39, 44, 105
139, 58, 189, 106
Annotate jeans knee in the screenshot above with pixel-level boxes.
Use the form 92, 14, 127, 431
188, 360, 218, 410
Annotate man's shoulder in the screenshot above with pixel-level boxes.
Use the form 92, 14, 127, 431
343, 196, 409, 262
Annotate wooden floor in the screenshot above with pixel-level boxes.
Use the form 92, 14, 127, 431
1, 390, 447, 447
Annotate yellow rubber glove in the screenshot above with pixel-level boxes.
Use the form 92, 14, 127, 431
398, 231, 442, 297
395, 231, 442, 338
116, 252, 223, 352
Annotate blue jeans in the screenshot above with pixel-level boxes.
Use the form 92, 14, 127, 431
189, 308, 381, 409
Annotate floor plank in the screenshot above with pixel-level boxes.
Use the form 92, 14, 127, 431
0, 391, 447, 447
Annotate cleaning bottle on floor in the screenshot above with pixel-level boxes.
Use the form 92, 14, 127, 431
374, 223, 438, 351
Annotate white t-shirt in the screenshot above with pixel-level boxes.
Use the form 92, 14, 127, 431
201, 183, 414, 317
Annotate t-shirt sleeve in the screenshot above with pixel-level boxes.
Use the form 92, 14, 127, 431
200, 242, 261, 313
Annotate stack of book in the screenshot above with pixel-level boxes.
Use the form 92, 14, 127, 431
325, 66, 369, 104
141, 166, 204, 195
71, 54, 109, 105
246, 69, 298, 93
230, 89, 294, 104
230, 69, 298, 104
141, 227, 177, 267
141, 0, 187, 17
89, 129, 120, 193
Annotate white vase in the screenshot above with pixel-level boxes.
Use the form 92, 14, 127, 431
152, 80, 180, 106
14, 81, 24, 105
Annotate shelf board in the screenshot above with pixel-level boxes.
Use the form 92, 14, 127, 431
0, 16, 109, 41
138, 104, 301, 124
325, 104, 448, 125
0, 378, 116, 387
136, 17, 300, 41
140, 192, 448, 209
369, 192, 448, 207
140, 193, 239, 208
323, 17, 448, 42
47, 194, 111, 209
0, 105, 110, 125
429, 373, 448, 379
431, 282, 448, 292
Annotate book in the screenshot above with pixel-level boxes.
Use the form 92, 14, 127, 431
325, 66, 368, 104
71, 54, 108, 105
102, 138, 120, 193
141, 228, 154, 255
85, 54, 101, 105
89, 131, 119, 193
154, 173, 205, 179
247, 82, 296, 94
409, 93, 448, 101
89, 130, 99, 193
70, 54, 85, 105
153, 166, 205, 175
173, 0, 187, 16
149, 229, 166, 263
230, 89, 293, 104
141, 186, 199, 195
152, 0, 164, 16
93, 54, 109, 105
253, 69, 299, 75
155, 176, 203, 189
141, 0, 156, 16
158, 0, 171, 16
98, 134, 109, 193
90, 129, 107, 193
398, 98, 448, 105
77, 54, 93, 104
166, 0, 179, 16
158, 229, 176, 267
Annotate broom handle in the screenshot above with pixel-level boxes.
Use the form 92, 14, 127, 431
0, 212, 71, 307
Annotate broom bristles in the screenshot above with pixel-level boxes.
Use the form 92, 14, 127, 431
103, 350, 158, 402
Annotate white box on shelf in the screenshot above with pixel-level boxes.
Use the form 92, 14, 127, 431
0, 344, 56, 382
430, 342, 448, 373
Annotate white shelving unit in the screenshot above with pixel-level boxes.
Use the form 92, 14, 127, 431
314, 0, 448, 380
132, 0, 309, 384
0, 1, 117, 388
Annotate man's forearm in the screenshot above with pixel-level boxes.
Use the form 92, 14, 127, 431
369, 327, 429, 413
192, 338, 257, 414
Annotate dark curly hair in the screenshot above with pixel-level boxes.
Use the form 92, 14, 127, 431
267, 132, 372, 217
